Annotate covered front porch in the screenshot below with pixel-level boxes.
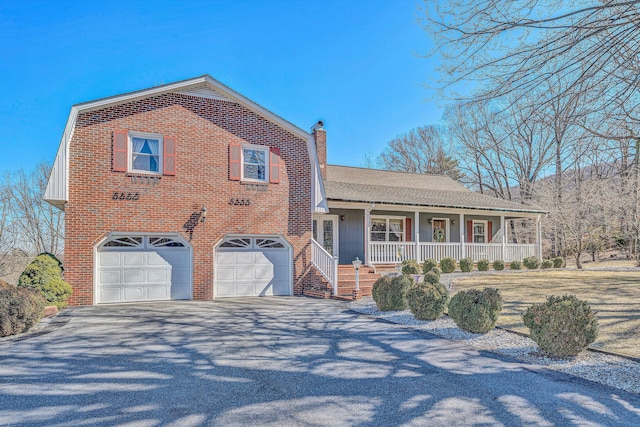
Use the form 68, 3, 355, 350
313, 202, 542, 266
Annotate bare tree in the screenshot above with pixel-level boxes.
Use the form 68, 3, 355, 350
376, 125, 465, 180
5, 162, 64, 257
423, 0, 640, 112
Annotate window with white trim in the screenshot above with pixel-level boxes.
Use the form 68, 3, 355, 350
130, 132, 163, 174
472, 220, 487, 243
371, 217, 404, 242
242, 145, 269, 182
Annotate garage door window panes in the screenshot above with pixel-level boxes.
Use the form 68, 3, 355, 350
149, 237, 185, 247
219, 238, 251, 248
103, 236, 143, 247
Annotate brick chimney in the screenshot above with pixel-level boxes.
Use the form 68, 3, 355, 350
311, 120, 327, 180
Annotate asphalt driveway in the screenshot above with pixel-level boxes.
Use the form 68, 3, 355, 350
1, 297, 639, 426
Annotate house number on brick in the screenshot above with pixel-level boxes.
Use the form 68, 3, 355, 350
113, 192, 140, 201
229, 198, 250, 206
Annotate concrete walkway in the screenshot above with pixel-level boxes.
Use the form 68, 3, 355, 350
1, 297, 639, 426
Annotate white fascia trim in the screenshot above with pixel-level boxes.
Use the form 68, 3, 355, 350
326, 201, 544, 217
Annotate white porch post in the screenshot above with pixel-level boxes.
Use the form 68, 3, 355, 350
364, 208, 371, 265
415, 210, 420, 262
536, 215, 543, 259
501, 215, 506, 261
459, 213, 465, 260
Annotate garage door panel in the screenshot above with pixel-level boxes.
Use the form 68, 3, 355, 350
99, 252, 121, 267
148, 268, 170, 282
214, 236, 291, 298
254, 265, 274, 280
99, 270, 121, 284
123, 269, 144, 284
147, 285, 170, 300
97, 235, 191, 304
147, 252, 171, 266
123, 286, 144, 301
123, 252, 144, 266
235, 252, 254, 265
99, 287, 122, 303
235, 268, 253, 280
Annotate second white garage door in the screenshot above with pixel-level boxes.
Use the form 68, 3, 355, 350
215, 236, 291, 297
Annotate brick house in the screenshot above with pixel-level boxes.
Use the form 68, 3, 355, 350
45, 75, 545, 305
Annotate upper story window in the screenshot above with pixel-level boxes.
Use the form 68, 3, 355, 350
112, 130, 176, 176
130, 133, 163, 174
229, 141, 281, 184
371, 217, 404, 242
242, 146, 268, 182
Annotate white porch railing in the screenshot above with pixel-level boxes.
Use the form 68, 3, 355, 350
465, 243, 503, 262
369, 242, 537, 264
419, 243, 461, 262
504, 244, 536, 262
311, 239, 338, 295
369, 241, 417, 264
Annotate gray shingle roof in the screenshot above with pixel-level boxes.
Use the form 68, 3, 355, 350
325, 165, 546, 214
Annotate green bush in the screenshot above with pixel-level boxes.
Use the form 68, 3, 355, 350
440, 257, 456, 273
0, 284, 46, 337
18, 253, 72, 309
523, 295, 599, 357
459, 257, 474, 273
541, 259, 553, 269
424, 271, 439, 284
523, 256, 541, 270
493, 260, 505, 271
422, 259, 438, 274
405, 282, 449, 320
372, 275, 411, 311
477, 259, 490, 271
448, 288, 503, 333
401, 260, 420, 275
509, 260, 522, 270
553, 257, 564, 268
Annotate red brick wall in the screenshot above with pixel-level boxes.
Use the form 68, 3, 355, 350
65, 93, 321, 305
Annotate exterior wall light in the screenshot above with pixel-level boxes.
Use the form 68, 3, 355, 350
201, 206, 207, 223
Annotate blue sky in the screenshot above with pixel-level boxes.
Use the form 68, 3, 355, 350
0, 0, 443, 174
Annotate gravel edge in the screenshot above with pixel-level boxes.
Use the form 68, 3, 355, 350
348, 297, 640, 395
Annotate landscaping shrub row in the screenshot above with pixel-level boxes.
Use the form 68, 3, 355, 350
371, 268, 598, 357
401, 256, 565, 274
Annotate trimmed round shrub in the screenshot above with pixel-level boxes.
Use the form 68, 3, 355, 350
523, 256, 541, 270
448, 288, 503, 333
401, 260, 420, 275
459, 257, 474, 273
405, 282, 449, 320
477, 259, 490, 271
440, 257, 456, 273
0, 284, 46, 337
422, 258, 438, 274
553, 257, 564, 268
18, 253, 72, 309
493, 260, 505, 271
372, 275, 411, 311
509, 260, 522, 270
424, 271, 439, 284
541, 259, 553, 269
523, 295, 599, 357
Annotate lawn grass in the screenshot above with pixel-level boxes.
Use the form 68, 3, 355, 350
451, 269, 640, 359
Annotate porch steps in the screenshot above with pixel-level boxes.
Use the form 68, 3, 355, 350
335, 265, 381, 298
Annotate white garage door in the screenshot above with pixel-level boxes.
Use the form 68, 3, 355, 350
215, 236, 291, 297
97, 235, 192, 304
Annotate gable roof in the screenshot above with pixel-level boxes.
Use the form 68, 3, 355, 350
43, 75, 328, 213
324, 165, 546, 214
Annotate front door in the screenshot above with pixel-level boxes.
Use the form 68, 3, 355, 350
313, 215, 339, 257
433, 219, 448, 242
